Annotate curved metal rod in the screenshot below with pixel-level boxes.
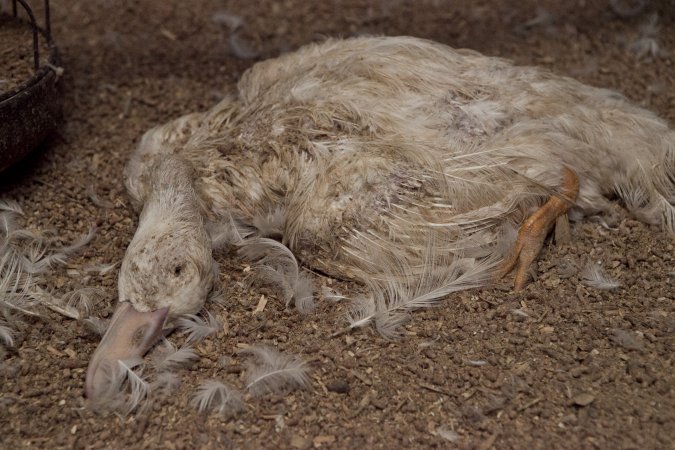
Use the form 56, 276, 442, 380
14, 0, 40, 71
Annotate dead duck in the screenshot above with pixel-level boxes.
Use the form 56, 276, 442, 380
85, 36, 674, 399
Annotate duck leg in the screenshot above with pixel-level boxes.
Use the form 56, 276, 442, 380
496, 167, 580, 291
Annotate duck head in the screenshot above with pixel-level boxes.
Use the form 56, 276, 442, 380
85, 155, 216, 399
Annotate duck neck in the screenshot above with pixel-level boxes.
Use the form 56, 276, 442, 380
138, 155, 205, 235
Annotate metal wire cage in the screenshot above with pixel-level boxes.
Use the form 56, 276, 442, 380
0, 0, 62, 173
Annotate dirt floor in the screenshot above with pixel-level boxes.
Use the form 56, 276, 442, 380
1, 0, 674, 448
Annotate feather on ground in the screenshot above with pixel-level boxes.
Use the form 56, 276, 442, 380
176, 311, 222, 343
191, 380, 245, 417
87, 357, 151, 415
242, 345, 312, 397
151, 340, 199, 372
239, 237, 316, 314
581, 263, 621, 290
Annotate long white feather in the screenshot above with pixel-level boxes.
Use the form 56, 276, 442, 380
62, 287, 106, 317
581, 263, 620, 290
191, 380, 245, 416
0, 199, 23, 215
206, 216, 254, 248
243, 345, 312, 397
88, 357, 151, 415
239, 237, 316, 313
176, 311, 222, 343
238, 237, 298, 280
116, 359, 151, 415
55, 225, 97, 255
343, 234, 499, 338
152, 371, 182, 393
0, 211, 20, 236
321, 286, 346, 302
0, 321, 14, 347
83, 262, 119, 276
152, 340, 199, 372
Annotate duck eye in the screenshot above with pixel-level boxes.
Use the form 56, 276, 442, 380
174, 265, 183, 276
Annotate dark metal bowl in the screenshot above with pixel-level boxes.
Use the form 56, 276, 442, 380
0, 3, 62, 173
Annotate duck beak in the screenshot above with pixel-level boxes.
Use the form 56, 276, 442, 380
85, 301, 168, 400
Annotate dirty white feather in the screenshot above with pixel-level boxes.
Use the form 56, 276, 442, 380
581, 263, 621, 290
176, 311, 222, 343
151, 340, 199, 372
243, 345, 312, 397
191, 379, 245, 416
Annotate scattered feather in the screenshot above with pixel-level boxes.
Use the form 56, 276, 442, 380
176, 311, 222, 343
210, 11, 243, 30
62, 287, 106, 316
1, 257, 41, 317
581, 263, 620, 290
510, 308, 530, 318
242, 345, 312, 397
375, 311, 409, 340
116, 359, 151, 414
418, 338, 439, 349
0, 199, 23, 215
88, 358, 151, 415
435, 426, 460, 443
629, 37, 661, 59
344, 296, 377, 332
152, 340, 199, 372
31, 251, 68, 272
56, 225, 97, 255
191, 380, 245, 417
206, 217, 254, 248
238, 237, 297, 272
321, 286, 346, 302
0, 199, 96, 322
342, 234, 499, 338
152, 371, 182, 393
84, 261, 119, 275
610, 329, 645, 351
252, 208, 286, 238
523, 8, 555, 29
293, 272, 316, 314
610, 0, 649, 18
229, 32, 259, 59
85, 184, 115, 209
0, 211, 20, 235
239, 237, 316, 314
206, 284, 226, 306
0, 322, 13, 347
626, 13, 665, 59
467, 360, 488, 366
84, 316, 108, 336
28, 286, 80, 319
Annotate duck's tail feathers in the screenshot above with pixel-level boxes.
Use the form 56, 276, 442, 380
613, 130, 675, 233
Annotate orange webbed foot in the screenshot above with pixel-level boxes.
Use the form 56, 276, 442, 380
496, 167, 580, 291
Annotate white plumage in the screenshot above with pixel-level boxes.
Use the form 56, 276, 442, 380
86, 35, 674, 400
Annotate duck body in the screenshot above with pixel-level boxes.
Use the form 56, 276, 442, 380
127, 36, 674, 280
87, 36, 674, 399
